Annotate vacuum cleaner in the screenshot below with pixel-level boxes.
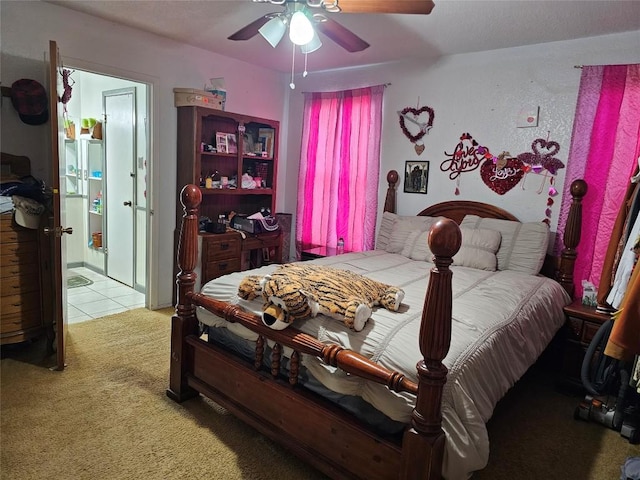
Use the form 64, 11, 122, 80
574, 318, 640, 444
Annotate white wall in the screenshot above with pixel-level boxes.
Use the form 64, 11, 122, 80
1, 0, 288, 308
284, 30, 640, 250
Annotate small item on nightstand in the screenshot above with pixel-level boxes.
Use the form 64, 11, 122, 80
582, 280, 597, 306
337, 237, 344, 254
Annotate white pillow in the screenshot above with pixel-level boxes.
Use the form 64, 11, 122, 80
452, 227, 502, 271
376, 211, 397, 251
401, 230, 433, 262
460, 215, 549, 275
383, 215, 442, 253
386, 221, 423, 254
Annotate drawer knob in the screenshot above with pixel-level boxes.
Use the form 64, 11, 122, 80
221, 243, 230, 250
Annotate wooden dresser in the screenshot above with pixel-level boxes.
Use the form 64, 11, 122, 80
0, 213, 51, 345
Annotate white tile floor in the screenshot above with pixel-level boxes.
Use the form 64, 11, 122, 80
66, 267, 146, 324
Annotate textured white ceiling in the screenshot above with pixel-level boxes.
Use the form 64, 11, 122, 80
45, 0, 640, 73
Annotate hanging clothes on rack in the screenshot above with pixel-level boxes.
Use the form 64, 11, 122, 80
604, 257, 640, 361
597, 162, 640, 311
607, 215, 640, 308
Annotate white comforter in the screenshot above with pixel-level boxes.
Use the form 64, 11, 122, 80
198, 250, 570, 479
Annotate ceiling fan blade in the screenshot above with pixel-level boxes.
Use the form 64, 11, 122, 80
228, 15, 272, 41
315, 17, 370, 52
335, 0, 435, 15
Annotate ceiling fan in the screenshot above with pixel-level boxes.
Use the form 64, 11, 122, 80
228, 0, 435, 53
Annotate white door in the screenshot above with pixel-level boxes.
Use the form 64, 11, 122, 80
104, 88, 136, 287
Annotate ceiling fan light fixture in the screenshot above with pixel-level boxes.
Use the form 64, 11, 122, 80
258, 16, 287, 47
300, 30, 322, 54
289, 10, 315, 45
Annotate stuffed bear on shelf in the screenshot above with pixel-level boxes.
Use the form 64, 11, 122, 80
238, 263, 405, 331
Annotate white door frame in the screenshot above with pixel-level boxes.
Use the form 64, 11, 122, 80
62, 57, 158, 309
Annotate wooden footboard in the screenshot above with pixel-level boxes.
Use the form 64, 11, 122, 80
168, 183, 462, 479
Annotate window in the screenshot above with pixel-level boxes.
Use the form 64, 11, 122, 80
296, 85, 384, 256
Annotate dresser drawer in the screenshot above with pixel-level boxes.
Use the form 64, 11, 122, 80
582, 321, 602, 344
202, 258, 241, 283
0, 291, 41, 316
1, 273, 40, 296
202, 235, 241, 261
0, 309, 42, 335
0, 261, 39, 279
1, 227, 36, 244
0, 241, 38, 265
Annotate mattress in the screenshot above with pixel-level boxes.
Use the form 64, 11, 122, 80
197, 250, 570, 479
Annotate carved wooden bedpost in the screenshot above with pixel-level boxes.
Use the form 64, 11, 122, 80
557, 179, 587, 298
384, 170, 399, 213
401, 219, 461, 480
167, 184, 202, 402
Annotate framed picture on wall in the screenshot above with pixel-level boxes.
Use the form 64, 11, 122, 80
404, 161, 429, 194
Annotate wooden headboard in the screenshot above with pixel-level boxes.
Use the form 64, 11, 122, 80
383, 169, 519, 222
382, 168, 587, 298
418, 201, 518, 224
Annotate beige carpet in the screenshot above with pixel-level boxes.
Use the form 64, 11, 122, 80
1, 308, 325, 480
1, 307, 637, 479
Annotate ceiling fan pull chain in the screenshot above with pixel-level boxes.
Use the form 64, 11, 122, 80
290, 42, 296, 89
303, 51, 309, 77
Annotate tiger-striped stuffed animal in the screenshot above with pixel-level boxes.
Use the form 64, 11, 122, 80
238, 263, 405, 331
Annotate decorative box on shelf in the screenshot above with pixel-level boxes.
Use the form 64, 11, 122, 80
173, 88, 225, 110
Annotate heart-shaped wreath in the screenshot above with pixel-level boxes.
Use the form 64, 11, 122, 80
480, 156, 525, 195
399, 106, 435, 143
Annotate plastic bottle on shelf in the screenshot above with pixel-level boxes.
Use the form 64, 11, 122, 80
337, 237, 344, 254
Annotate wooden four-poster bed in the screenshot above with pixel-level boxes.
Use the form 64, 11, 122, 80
167, 170, 587, 479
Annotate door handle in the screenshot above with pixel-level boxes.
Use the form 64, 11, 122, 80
123, 201, 132, 207
44, 226, 73, 237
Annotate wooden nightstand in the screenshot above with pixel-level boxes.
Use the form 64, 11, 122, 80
559, 300, 612, 389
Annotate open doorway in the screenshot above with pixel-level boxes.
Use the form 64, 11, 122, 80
61, 69, 150, 323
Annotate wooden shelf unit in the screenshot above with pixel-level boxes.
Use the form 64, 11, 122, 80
175, 106, 282, 286
175, 106, 278, 225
